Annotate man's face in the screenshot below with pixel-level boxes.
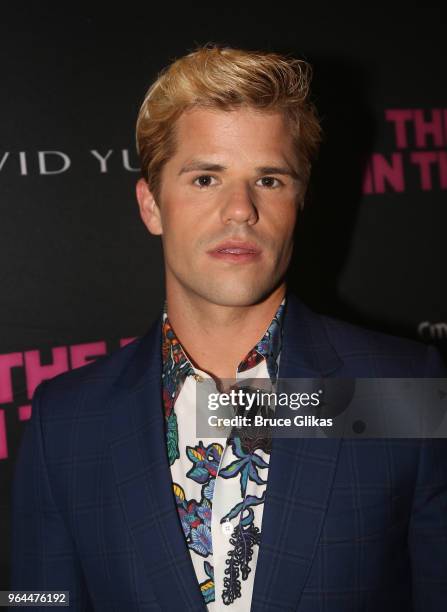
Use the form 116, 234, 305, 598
137, 106, 304, 307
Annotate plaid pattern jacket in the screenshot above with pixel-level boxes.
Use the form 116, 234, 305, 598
11, 291, 447, 611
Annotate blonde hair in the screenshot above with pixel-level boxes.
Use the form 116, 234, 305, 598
136, 43, 322, 202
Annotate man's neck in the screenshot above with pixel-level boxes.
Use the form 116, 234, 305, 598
165, 284, 286, 381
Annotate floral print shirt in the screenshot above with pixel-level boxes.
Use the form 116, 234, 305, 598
161, 297, 286, 609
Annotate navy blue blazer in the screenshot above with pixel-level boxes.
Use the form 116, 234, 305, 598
10, 292, 447, 611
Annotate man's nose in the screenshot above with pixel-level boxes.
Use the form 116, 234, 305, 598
220, 183, 258, 226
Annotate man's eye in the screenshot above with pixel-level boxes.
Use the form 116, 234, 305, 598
193, 175, 217, 188
257, 176, 282, 188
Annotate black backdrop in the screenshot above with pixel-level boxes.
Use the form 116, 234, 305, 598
1, 5, 446, 587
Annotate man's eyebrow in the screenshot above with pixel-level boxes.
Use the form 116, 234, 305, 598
255, 166, 300, 180
178, 159, 300, 179
178, 160, 228, 175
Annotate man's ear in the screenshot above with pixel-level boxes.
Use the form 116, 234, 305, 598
136, 177, 163, 235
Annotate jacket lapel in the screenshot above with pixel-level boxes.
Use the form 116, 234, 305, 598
108, 317, 207, 611
251, 292, 344, 611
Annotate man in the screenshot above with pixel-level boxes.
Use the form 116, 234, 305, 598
11, 45, 447, 611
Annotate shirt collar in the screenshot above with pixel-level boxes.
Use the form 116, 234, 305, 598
161, 296, 286, 417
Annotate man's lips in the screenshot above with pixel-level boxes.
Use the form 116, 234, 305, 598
207, 241, 262, 262
208, 241, 261, 254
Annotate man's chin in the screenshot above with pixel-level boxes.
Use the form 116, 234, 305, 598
192, 281, 278, 308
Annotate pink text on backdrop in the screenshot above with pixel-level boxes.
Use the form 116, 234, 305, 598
363, 109, 447, 194
0, 337, 136, 460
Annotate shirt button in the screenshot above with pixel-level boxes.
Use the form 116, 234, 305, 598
221, 520, 234, 536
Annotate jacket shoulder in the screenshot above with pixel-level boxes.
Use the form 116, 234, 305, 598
32, 336, 144, 417
319, 312, 446, 376
321, 312, 423, 353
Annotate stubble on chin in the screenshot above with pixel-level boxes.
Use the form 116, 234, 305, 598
190, 271, 281, 307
